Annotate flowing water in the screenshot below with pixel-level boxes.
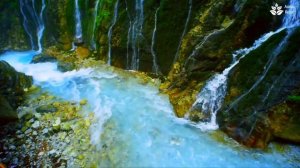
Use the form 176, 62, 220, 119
129, 0, 145, 70
173, 0, 192, 64
190, 0, 300, 130
151, 7, 160, 75
75, 0, 83, 41
2, 0, 300, 167
125, 0, 132, 69
226, 0, 300, 112
19, 0, 46, 53
1, 50, 300, 167
91, 0, 101, 49
107, 0, 120, 65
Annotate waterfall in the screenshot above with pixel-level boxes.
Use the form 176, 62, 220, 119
125, 0, 132, 69
107, 0, 120, 65
19, 0, 34, 49
226, 0, 300, 112
173, 0, 192, 64
75, 0, 83, 41
151, 7, 160, 75
37, 0, 46, 53
283, 0, 300, 27
130, 0, 145, 70
189, 0, 300, 131
91, 0, 101, 49
19, 0, 46, 53
188, 32, 278, 130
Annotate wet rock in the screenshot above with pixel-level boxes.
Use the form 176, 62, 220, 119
60, 122, 72, 131
218, 28, 300, 148
42, 128, 50, 135
75, 47, 90, 59
52, 118, 61, 131
0, 94, 18, 122
36, 105, 58, 113
79, 99, 88, 106
31, 54, 57, 63
0, 61, 33, 123
57, 62, 75, 72
32, 121, 40, 129
25, 129, 32, 135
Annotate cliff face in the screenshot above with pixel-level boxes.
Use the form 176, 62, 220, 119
0, 0, 30, 51
218, 27, 300, 148
1, 0, 299, 147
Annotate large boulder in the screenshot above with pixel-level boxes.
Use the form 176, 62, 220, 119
0, 61, 33, 123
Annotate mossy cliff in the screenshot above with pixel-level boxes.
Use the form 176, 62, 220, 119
162, 0, 282, 118
0, 0, 30, 51
218, 27, 300, 148
43, 0, 75, 50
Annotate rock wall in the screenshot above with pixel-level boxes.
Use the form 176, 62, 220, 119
0, 0, 30, 51
218, 27, 300, 148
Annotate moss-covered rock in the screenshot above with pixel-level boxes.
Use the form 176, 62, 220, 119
0, 94, 18, 122
0, 61, 33, 123
31, 54, 57, 63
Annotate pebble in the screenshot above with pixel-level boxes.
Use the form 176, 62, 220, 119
25, 129, 32, 134
38, 152, 44, 156
32, 121, 40, 129
34, 113, 42, 119
42, 128, 49, 134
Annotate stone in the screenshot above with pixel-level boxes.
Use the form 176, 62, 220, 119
0, 94, 18, 123
53, 117, 61, 131
0, 61, 33, 120
57, 62, 75, 72
32, 131, 37, 136
34, 113, 41, 119
38, 152, 44, 156
31, 121, 40, 129
36, 105, 58, 113
31, 54, 57, 63
80, 99, 88, 106
42, 128, 49, 135
76, 47, 90, 59
25, 129, 32, 134
61, 122, 72, 131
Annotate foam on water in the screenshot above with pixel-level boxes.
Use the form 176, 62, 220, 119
1, 51, 299, 167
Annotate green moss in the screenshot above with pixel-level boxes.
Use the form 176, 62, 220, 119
287, 96, 300, 102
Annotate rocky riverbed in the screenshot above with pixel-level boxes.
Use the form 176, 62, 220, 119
0, 86, 99, 167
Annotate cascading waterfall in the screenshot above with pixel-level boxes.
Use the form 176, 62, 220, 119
19, 0, 46, 53
226, 0, 300, 112
189, 0, 300, 131
150, 7, 160, 75
19, 0, 34, 49
129, 0, 144, 70
125, 0, 132, 69
75, 0, 83, 41
173, 0, 192, 64
283, 0, 300, 27
107, 0, 120, 65
91, 0, 101, 49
